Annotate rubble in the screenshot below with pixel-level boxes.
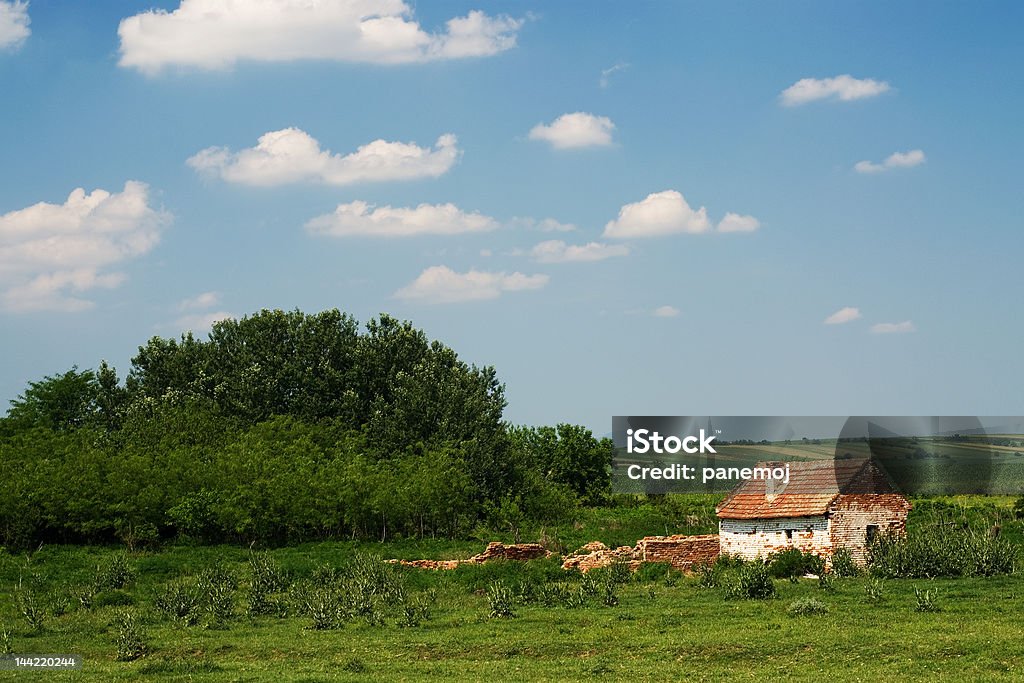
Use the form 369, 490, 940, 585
388, 541, 552, 570
562, 534, 720, 573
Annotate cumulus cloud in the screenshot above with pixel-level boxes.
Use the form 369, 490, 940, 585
530, 240, 628, 263
717, 212, 760, 233
870, 321, 915, 334
603, 190, 710, 238
529, 112, 615, 149
118, 0, 523, 74
178, 291, 221, 311
780, 75, 891, 106
0, 182, 169, 312
0, 1, 29, 51
509, 217, 577, 232
394, 265, 547, 303
854, 149, 926, 174
174, 310, 234, 333
306, 201, 497, 237
653, 305, 679, 318
824, 306, 862, 325
188, 129, 459, 187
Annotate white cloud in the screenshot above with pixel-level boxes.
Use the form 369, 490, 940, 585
178, 291, 220, 311
603, 190, 710, 238
854, 149, 926, 174
174, 310, 234, 333
118, 0, 523, 74
717, 212, 760, 233
394, 265, 548, 303
0, 1, 29, 51
189, 129, 459, 187
824, 306, 862, 325
0, 182, 169, 312
530, 240, 628, 263
306, 200, 497, 237
871, 321, 915, 334
780, 75, 891, 106
529, 112, 615, 149
599, 62, 628, 88
509, 217, 577, 232
653, 305, 679, 318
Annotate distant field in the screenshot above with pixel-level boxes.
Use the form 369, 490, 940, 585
1, 496, 1021, 681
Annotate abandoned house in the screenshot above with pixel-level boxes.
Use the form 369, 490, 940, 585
715, 458, 910, 565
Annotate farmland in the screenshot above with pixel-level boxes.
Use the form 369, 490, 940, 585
2, 495, 1022, 682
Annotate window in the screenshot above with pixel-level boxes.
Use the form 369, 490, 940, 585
866, 524, 879, 544
784, 529, 793, 542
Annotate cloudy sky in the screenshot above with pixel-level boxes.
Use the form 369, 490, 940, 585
1, 1, 1022, 431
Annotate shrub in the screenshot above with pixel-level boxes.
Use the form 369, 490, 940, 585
767, 549, 824, 578
725, 562, 776, 600
114, 611, 148, 661
76, 585, 96, 611
50, 591, 71, 617
15, 586, 45, 631
1, 624, 12, 655
249, 550, 289, 593
397, 596, 431, 628
914, 585, 940, 612
694, 561, 720, 589
864, 578, 885, 603
817, 572, 837, 593
869, 528, 1016, 578
487, 580, 517, 618
95, 554, 136, 591
787, 597, 829, 616
830, 548, 860, 577
154, 582, 202, 625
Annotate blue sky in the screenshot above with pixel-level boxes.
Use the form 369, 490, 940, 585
1, 1, 1022, 432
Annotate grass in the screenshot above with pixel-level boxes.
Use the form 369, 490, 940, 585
1, 495, 1022, 681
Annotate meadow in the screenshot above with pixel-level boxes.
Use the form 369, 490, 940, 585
2, 495, 1022, 682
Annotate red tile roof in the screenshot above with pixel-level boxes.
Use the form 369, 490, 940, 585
715, 458, 908, 520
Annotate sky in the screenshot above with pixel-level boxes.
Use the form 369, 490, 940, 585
1, 1, 1023, 434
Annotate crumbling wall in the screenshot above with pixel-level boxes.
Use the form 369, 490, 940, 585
829, 494, 910, 565
560, 542, 640, 572
718, 516, 830, 561
635, 534, 720, 570
389, 542, 551, 570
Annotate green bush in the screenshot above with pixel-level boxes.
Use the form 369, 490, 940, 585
154, 582, 202, 625
487, 580, 517, 618
787, 597, 829, 616
830, 548, 860, 577
767, 549, 824, 578
864, 578, 885, 603
1, 624, 13, 655
113, 611, 148, 661
914, 585, 940, 612
725, 562, 776, 600
869, 528, 1017, 578
95, 553, 136, 591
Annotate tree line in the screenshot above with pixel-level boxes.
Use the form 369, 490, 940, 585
0, 309, 612, 548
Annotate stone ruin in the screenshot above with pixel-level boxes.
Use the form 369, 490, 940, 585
390, 535, 720, 573
561, 534, 720, 573
388, 541, 552, 570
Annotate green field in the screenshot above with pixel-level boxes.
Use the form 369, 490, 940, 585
2, 496, 1022, 681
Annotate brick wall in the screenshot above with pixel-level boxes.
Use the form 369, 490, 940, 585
635, 534, 720, 570
829, 494, 910, 565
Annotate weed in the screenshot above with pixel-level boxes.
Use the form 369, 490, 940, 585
831, 548, 860, 577
154, 581, 202, 625
725, 561, 776, 600
113, 611, 148, 661
487, 580, 517, 618
864, 578, 885, 603
914, 585, 941, 612
787, 597, 829, 616
95, 553, 136, 591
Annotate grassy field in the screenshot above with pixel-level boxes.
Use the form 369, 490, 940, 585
2, 496, 1022, 682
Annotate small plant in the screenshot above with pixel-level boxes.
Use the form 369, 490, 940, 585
864, 578, 885, 603
95, 553, 136, 591
1, 624, 13, 655
787, 597, 829, 616
76, 585, 96, 610
694, 561, 719, 589
580, 572, 600, 597
539, 583, 567, 607
397, 596, 431, 628
114, 611, 148, 661
563, 586, 587, 609
831, 548, 860, 577
817, 572, 837, 593
249, 550, 289, 593
914, 585, 941, 612
15, 585, 45, 632
50, 591, 71, 617
305, 586, 344, 630
154, 582, 202, 625
602, 580, 620, 607
725, 562, 776, 600
513, 579, 538, 605
204, 581, 235, 628
487, 580, 517, 618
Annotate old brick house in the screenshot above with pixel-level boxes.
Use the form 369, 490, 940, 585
716, 458, 910, 565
